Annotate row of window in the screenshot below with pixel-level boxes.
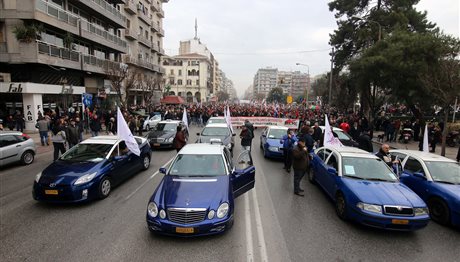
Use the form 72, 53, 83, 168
168, 79, 200, 86
168, 69, 200, 76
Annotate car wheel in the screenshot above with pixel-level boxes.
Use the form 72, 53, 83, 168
428, 198, 450, 225
308, 168, 316, 184
21, 150, 34, 165
142, 155, 151, 170
335, 192, 347, 220
98, 177, 111, 199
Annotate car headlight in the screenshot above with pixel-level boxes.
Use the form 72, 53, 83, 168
268, 146, 278, 152
208, 210, 215, 219
35, 172, 42, 183
356, 202, 382, 214
159, 209, 166, 219
414, 207, 429, 216
167, 137, 174, 142
74, 172, 97, 185
148, 202, 158, 217
217, 203, 229, 218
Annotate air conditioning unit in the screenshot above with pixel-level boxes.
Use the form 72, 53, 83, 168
138, 54, 143, 59
137, 4, 143, 10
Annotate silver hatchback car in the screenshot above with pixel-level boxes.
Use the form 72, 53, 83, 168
0, 131, 36, 166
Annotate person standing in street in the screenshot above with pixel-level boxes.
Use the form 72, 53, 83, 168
375, 144, 399, 167
51, 120, 67, 161
173, 126, 187, 152
357, 129, 374, 152
281, 129, 297, 172
239, 124, 253, 165
291, 140, 310, 196
66, 119, 80, 149
89, 114, 101, 137
36, 116, 50, 146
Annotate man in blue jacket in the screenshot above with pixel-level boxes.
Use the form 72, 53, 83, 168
281, 129, 298, 173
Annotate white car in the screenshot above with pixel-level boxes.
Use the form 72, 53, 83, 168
143, 114, 162, 131
0, 131, 36, 166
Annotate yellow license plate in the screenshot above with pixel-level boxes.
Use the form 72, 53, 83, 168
392, 219, 409, 225
45, 190, 58, 195
175, 227, 194, 234
153, 143, 160, 147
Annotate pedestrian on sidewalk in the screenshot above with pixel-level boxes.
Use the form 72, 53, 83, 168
51, 120, 67, 161
291, 140, 310, 197
36, 116, 50, 146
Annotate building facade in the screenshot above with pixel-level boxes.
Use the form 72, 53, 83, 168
253, 68, 309, 101
0, 0, 167, 131
253, 68, 278, 96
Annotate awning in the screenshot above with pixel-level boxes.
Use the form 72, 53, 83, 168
160, 95, 185, 104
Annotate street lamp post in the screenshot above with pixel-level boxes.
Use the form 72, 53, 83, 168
295, 63, 310, 106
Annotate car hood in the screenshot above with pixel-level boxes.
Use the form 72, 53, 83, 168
40, 160, 102, 185
198, 135, 230, 144
266, 138, 284, 147
148, 131, 175, 139
343, 178, 425, 207
156, 175, 229, 209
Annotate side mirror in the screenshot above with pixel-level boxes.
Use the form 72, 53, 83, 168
232, 133, 236, 137
113, 155, 126, 161
413, 172, 426, 180
159, 167, 167, 174
262, 134, 266, 137
327, 167, 338, 175
196, 133, 200, 136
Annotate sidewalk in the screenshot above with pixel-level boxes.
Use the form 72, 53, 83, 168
372, 131, 459, 161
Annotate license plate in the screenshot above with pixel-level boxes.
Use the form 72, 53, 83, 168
175, 227, 194, 234
153, 143, 160, 147
45, 190, 58, 195
392, 219, 409, 225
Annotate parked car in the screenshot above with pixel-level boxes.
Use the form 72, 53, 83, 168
309, 146, 429, 231
390, 149, 460, 227
143, 113, 162, 131
33, 136, 151, 203
259, 126, 288, 158
146, 143, 255, 236
0, 131, 36, 167
147, 120, 185, 149
196, 123, 235, 155
319, 126, 359, 147
206, 116, 227, 125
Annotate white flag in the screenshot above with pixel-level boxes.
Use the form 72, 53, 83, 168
116, 107, 140, 156
324, 114, 343, 147
182, 107, 188, 130
226, 106, 234, 133
423, 124, 429, 153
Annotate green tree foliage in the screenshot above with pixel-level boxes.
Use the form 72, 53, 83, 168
266, 87, 286, 104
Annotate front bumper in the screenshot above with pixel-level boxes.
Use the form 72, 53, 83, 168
349, 208, 430, 231
147, 214, 234, 237
33, 181, 98, 203
149, 140, 174, 149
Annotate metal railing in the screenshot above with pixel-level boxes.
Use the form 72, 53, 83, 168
80, 20, 127, 49
83, 54, 120, 71
82, 0, 126, 23
35, 0, 78, 27
137, 34, 151, 48
37, 41, 80, 62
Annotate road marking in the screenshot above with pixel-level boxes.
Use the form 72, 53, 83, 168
124, 158, 174, 201
252, 188, 269, 262
244, 193, 254, 262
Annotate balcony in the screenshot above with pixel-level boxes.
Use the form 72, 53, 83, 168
137, 34, 151, 48
159, 48, 165, 55
151, 42, 159, 52
138, 10, 151, 25
124, 28, 137, 40
157, 28, 164, 37
156, 8, 164, 18
82, 54, 121, 74
124, 55, 163, 73
34, 0, 79, 35
150, 1, 159, 12
78, 0, 126, 28
124, 0, 137, 14
145, 0, 151, 4
150, 21, 159, 32
80, 20, 127, 53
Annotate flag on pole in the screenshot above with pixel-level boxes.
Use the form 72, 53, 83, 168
225, 106, 233, 133
324, 114, 343, 147
182, 107, 189, 130
423, 124, 429, 153
116, 107, 140, 156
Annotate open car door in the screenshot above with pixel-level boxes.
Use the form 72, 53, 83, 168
232, 150, 255, 198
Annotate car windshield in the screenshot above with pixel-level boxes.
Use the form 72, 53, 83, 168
60, 143, 113, 162
267, 129, 286, 139
425, 161, 460, 184
156, 123, 177, 132
335, 130, 351, 141
208, 118, 226, 124
342, 157, 398, 182
168, 154, 226, 176
202, 127, 230, 136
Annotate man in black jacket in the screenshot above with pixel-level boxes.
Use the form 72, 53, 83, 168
357, 129, 373, 152
291, 140, 310, 196
375, 144, 399, 167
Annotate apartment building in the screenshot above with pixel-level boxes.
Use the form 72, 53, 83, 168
253, 68, 309, 100
253, 68, 278, 97
0, 0, 167, 130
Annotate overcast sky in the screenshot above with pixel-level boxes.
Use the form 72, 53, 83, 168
163, 0, 459, 97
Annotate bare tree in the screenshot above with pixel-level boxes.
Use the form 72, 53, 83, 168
138, 74, 163, 112
106, 65, 139, 110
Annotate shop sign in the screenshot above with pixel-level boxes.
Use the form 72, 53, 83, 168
8, 83, 23, 93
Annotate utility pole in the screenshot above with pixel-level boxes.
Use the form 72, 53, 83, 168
328, 47, 334, 106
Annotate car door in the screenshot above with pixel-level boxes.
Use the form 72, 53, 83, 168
0, 135, 21, 166
231, 149, 255, 198
314, 149, 332, 188
400, 157, 429, 197
323, 152, 340, 198
109, 142, 136, 184
260, 128, 267, 149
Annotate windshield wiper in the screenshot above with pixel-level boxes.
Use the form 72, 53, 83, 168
343, 175, 365, 180
366, 178, 395, 182
435, 180, 458, 185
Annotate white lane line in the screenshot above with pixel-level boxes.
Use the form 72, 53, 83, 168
124, 158, 174, 201
252, 188, 269, 262
244, 193, 254, 262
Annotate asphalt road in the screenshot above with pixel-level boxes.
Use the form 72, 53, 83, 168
1, 127, 459, 262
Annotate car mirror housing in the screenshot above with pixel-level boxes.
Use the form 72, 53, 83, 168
262, 134, 266, 137
413, 172, 426, 180
327, 167, 338, 175
159, 167, 167, 174
196, 133, 200, 136
113, 155, 126, 161
232, 133, 236, 137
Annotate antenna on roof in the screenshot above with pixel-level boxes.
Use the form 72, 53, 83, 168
194, 18, 198, 40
